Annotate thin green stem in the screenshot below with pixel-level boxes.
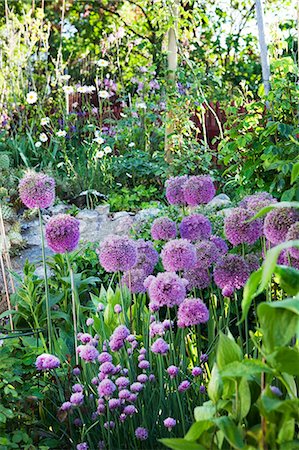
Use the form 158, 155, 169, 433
66, 254, 78, 364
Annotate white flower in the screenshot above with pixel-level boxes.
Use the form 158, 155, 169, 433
35, 141, 42, 148
41, 117, 50, 126
96, 59, 109, 67
126, 173, 132, 178
104, 146, 112, 154
128, 142, 135, 147
95, 150, 105, 159
93, 136, 105, 145
60, 74, 71, 82
39, 133, 48, 142
136, 102, 147, 110
56, 130, 67, 137
26, 91, 38, 104
98, 90, 110, 99
63, 85, 74, 94
77, 85, 96, 94
72, 102, 78, 108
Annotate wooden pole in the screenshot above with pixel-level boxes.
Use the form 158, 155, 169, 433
255, 0, 271, 96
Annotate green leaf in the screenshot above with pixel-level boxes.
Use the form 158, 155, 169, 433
194, 403, 216, 422
267, 348, 299, 375
216, 332, 242, 370
238, 378, 251, 420
291, 161, 299, 184
159, 438, 205, 450
0, 309, 17, 320
185, 420, 213, 441
274, 266, 299, 296
278, 417, 295, 444
241, 268, 262, 322
208, 364, 223, 404
213, 417, 244, 449
220, 359, 273, 378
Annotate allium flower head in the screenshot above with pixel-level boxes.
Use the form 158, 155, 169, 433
109, 325, 130, 352
167, 365, 179, 378
264, 208, 299, 245
183, 267, 211, 291
177, 298, 209, 327
138, 360, 150, 370
77, 443, 88, 450
19, 171, 55, 209
194, 240, 219, 268
285, 221, 299, 259
240, 192, 277, 213
123, 405, 137, 416
115, 376, 130, 389
108, 398, 121, 410
245, 254, 260, 273
192, 366, 202, 377
151, 338, 169, 355
134, 239, 159, 274
122, 269, 147, 293
210, 235, 228, 256
183, 175, 216, 206
70, 392, 84, 405
46, 214, 80, 253
118, 389, 131, 400
98, 352, 112, 363
131, 382, 144, 393
99, 361, 115, 375
165, 175, 188, 205
151, 217, 177, 241
144, 272, 188, 309
164, 417, 176, 430
178, 380, 191, 392
98, 379, 116, 398
98, 235, 137, 272
224, 207, 263, 246
35, 353, 60, 370
214, 254, 250, 296
161, 239, 196, 271
78, 344, 99, 363
135, 427, 148, 440
179, 214, 212, 241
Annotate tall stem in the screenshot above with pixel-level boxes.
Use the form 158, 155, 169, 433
38, 208, 52, 352
66, 254, 78, 365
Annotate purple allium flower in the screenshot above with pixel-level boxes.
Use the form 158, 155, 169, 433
194, 240, 219, 268
134, 239, 159, 274
167, 365, 179, 378
108, 398, 121, 410
122, 268, 147, 293
100, 361, 115, 375
137, 374, 148, 383
164, 417, 177, 430
145, 272, 188, 309
192, 366, 203, 377
151, 216, 177, 241
77, 443, 88, 450
109, 325, 130, 352
200, 385, 206, 394
240, 192, 277, 213
150, 321, 165, 337
35, 353, 60, 370
86, 318, 94, 326
78, 344, 99, 363
224, 207, 263, 246
104, 421, 115, 430
270, 385, 283, 397
183, 267, 211, 291
245, 254, 260, 273
138, 354, 145, 362
177, 298, 209, 327
286, 222, 299, 258
210, 235, 228, 255
129, 393, 138, 402
119, 413, 127, 423
135, 427, 148, 440
97, 402, 105, 414
124, 405, 137, 415
72, 384, 83, 393
140, 348, 147, 355
98, 235, 137, 272
98, 352, 112, 363
178, 380, 191, 392
280, 249, 299, 269
179, 214, 212, 241
214, 254, 250, 296
183, 175, 216, 206
91, 377, 99, 385
151, 338, 169, 355
79, 333, 92, 344
122, 368, 129, 376
165, 175, 188, 205
149, 374, 155, 382
138, 360, 150, 370
161, 239, 197, 272
114, 304, 122, 314
98, 379, 116, 398
115, 376, 130, 389
19, 171, 55, 209
264, 208, 299, 245
60, 401, 72, 411
45, 214, 80, 253
97, 302, 105, 312
73, 418, 82, 427
200, 353, 208, 363
130, 382, 144, 393
70, 392, 84, 406
73, 367, 81, 376
118, 389, 131, 400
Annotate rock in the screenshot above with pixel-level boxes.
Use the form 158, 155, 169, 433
21, 220, 40, 246
48, 204, 69, 215
208, 194, 231, 208
135, 208, 161, 221
77, 209, 100, 222
95, 204, 110, 215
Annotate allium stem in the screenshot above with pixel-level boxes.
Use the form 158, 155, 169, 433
234, 291, 243, 349
66, 254, 79, 365
38, 208, 52, 352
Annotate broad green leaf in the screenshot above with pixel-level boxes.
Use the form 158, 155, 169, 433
241, 268, 262, 322
159, 438, 205, 450
194, 403, 216, 422
267, 348, 299, 375
274, 266, 299, 296
278, 418, 295, 444
213, 417, 244, 449
291, 161, 299, 184
217, 332, 242, 370
220, 359, 273, 378
185, 420, 213, 441
238, 378, 251, 420
208, 364, 223, 404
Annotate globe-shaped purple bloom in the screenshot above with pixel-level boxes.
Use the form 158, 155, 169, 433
179, 214, 212, 241
98, 352, 112, 363
192, 366, 203, 377
144, 271, 188, 309
210, 235, 228, 255
98, 235, 138, 272
214, 254, 250, 296
285, 222, 299, 259
240, 192, 277, 213
245, 254, 260, 273
167, 365, 179, 378
280, 249, 299, 269
130, 382, 144, 393
183, 175, 216, 206
108, 398, 121, 410
151, 216, 177, 241
135, 427, 148, 441
109, 325, 130, 352
77, 443, 88, 450
177, 298, 209, 327
151, 338, 169, 355
134, 239, 159, 274
161, 239, 197, 272
264, 208, 299, 245
19, 171, 55, 209
194, 240, 219, 268
98, 379, 116, 398
78, 344, 99, 363
224, 207, 263, 246
70, 392, 84, 405
183, 267, 211, 291
178, 380, 191, 392
35, 353, 60, 370
164, 417, 176, 429
165, 175, 188, 205
45, 214, 80, 253
122, 268, 147, 294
